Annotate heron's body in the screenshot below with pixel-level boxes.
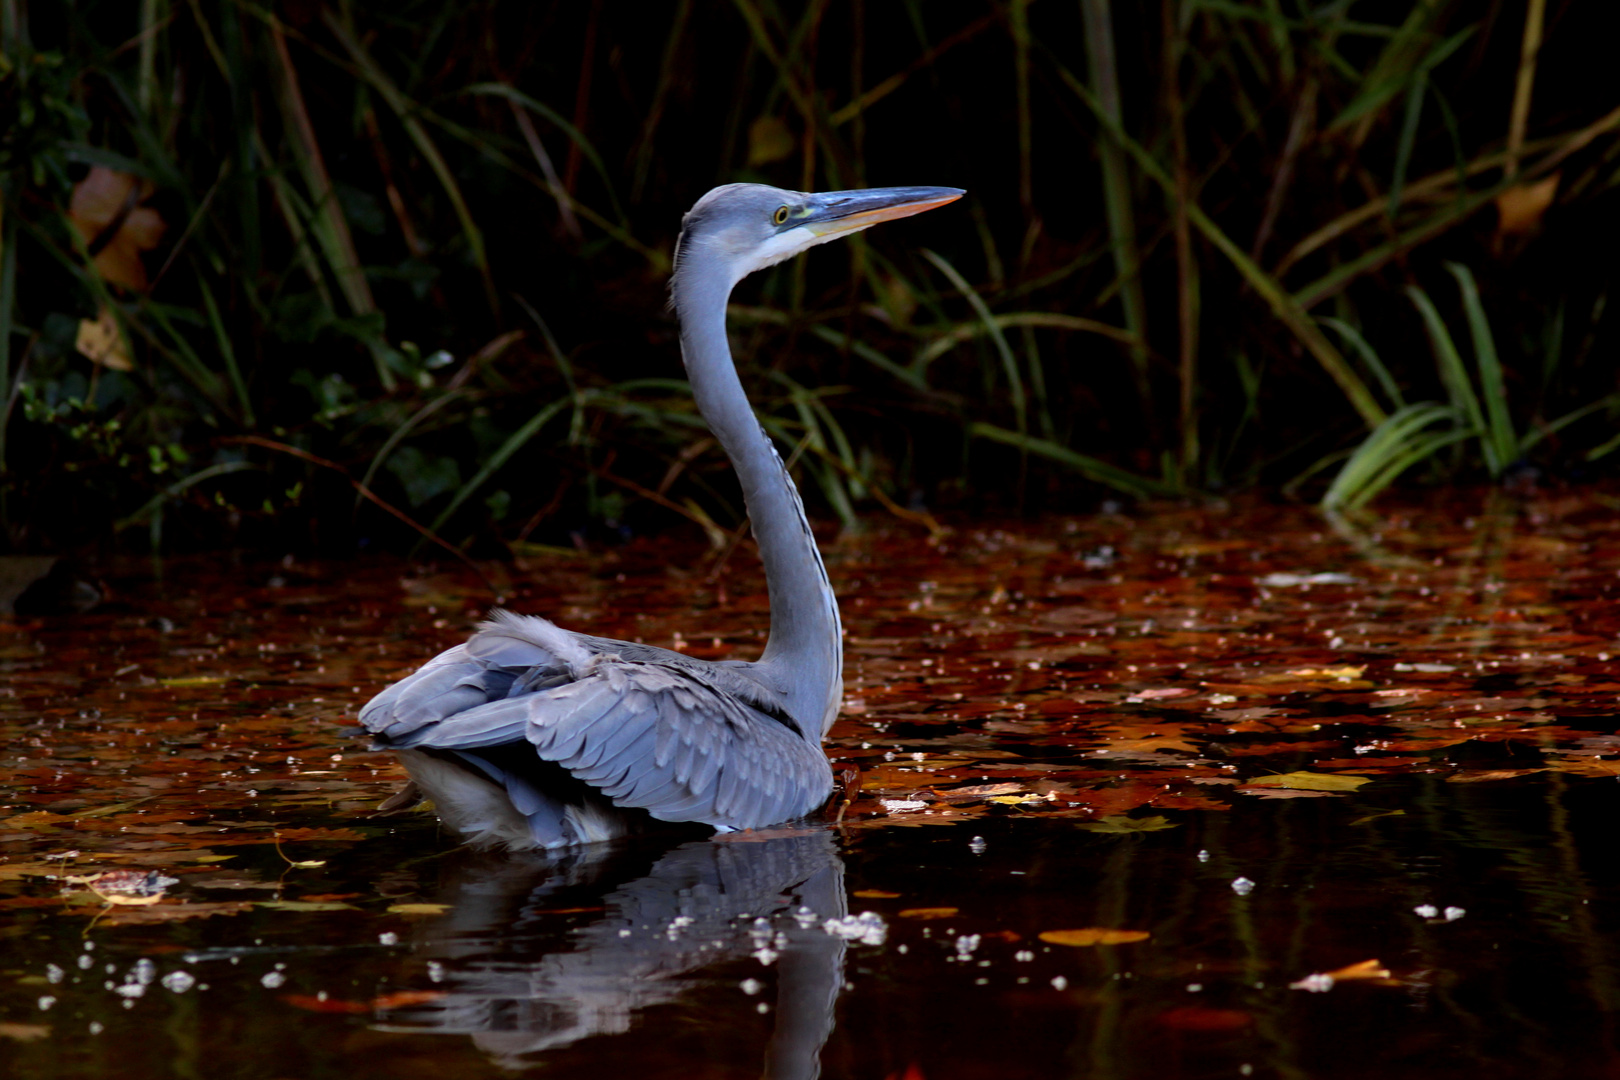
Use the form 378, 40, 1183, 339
360, 182, 962, 850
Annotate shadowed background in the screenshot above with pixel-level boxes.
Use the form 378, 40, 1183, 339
2, 0, 1617, 557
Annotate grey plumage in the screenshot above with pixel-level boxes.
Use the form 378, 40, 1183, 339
360, 182, 963, 850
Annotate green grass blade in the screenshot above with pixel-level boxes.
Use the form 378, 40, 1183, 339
968, 422, 1174, 498
1446, 262, 1517, 470
422, 395, 574, 545
195, 275, 254, 427
922, 250, 1027, 438
114, 461, 258, 530
0, 209, 15, 473
1321, 402, 1464, 511
1320, 317, 1405, 410
323, 13, 497, 317
1047, 57, 1387, 429
1406, 283, 1494, 473
805, 324, 925, 390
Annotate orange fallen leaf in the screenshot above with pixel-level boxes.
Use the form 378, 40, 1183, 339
1244, 771, 1371, 792
1290, 958, 1395, 991
897, 907, 959, 920
1495, 173, 1559, 239
852, 889, 902, 899
1323, 959, 1391, 981
1038, 928, 1151, 946
69, 165, 166, 292
371, 990, 447, 1010
281, 994, 372, 1015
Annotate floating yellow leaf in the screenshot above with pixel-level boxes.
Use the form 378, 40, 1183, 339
158, 675, 228, 688
1244, 772, 1371, 792
897, 907, 958, 920
987, 793, 1048, 806
1285, 666, 1366, 681
1077, 815, 1178, 833
257, 900, 357, 912
852, 889, 902, 899
1039, 928, 1151, 946
386, 902, 451, 916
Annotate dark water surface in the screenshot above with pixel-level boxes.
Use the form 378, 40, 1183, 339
4, 493, 1620, 1078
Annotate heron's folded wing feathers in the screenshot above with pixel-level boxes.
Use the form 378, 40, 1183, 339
523, 657, 832, 831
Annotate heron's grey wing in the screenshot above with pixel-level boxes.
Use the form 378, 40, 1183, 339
528, 657, 834, 830
378, 656, 831, 831
359, 612, 578, 741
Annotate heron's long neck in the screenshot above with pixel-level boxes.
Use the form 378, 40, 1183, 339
675, 264, 842, 737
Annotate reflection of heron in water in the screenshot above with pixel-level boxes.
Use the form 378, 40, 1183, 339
361, 184, 961, 850
374, 830, 855, 1079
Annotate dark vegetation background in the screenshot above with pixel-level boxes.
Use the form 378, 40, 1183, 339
1, 0, 1617, 559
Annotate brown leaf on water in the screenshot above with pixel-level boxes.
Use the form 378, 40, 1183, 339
257, 900, 358, 912
1038, 928, 1151, 946
852, 889, 902, 899
1243, 771, 1371, 792
1446, 769, 1548, 783
1125, 687, 1197, 702
1548, 758, 1620, 778
69, 165, 167, 292
1092, 735, 1202, 756
385, 902, 450, 915
934, 782, 1029, 800
1239, 788, 1341, 799
897, 907, 959, 920
0, 1023, 51, 1042
1284, 665, 1366, 681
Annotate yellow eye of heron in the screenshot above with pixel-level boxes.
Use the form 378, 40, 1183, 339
773, 206, 790, 226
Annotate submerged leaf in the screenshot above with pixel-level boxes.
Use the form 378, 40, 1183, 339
1077, 815, 1177, 833
1244, 772, 1372, 791
1039, 928, 1151, 946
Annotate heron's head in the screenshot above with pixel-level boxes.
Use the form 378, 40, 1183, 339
673, 183, 964, 296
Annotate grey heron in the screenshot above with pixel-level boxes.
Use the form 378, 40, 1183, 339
360, 183, 963, 850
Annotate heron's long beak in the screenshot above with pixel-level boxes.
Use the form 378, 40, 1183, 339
801, 186, 965, 239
